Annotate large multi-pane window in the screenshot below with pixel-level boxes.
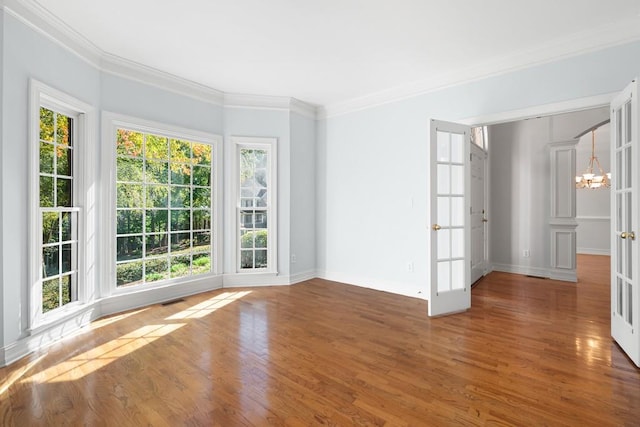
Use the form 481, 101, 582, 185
115, 129, 214, 287
234, 137, 277, 272
39, 107, 79, 313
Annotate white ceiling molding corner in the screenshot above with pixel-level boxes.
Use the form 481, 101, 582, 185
290, 98, 318, 120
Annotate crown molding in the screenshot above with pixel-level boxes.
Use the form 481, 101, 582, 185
319, 18, 640, 119
3, 0, 102, 68
4, 0, 224, 105
224, 94, 317, 119
101, 53, 224, 106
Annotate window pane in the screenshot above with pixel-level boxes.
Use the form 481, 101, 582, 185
146, 234, 168, 257
117, 260, 143, 287
171, 232, 191, 252
437, 261, 450, 293
57, 178, 73, 207
146, 209, 168, 233
437, 131, 449, 162
146, 160, 169, 184
40, 142, 54, 174
171, 187, 191, 208
193, 210, 211, 230
193, 231, 210, 252
255, 250, 267, 268
43, 212, 60, 244
61, 243, 75, 273
170, 164, 191, 185
117, 236, 143, 261
56, 147, 72, 177
241, 230, 254, 248
116, 130, 143, 157
117, 210, 144, 235
254, 230, 267, 248
42, 278, 59, 313
146, 185, 169, 208
170, 255, 191, 278
61, 212, 76, 242
192, 143, 212, 165
437, 165, 450, 194
117, 158, 144, 182
241, 250, 254, 269
193, 187, 210, 209
451, 133, 464, 163
56, 114, 72, 146
192, 253, 211, 274
146, 135, 168, 160
61, 274, 75, 305
171, 210, 191, 231
117, 183, 143, 208
40, 107, 55, 141
193, 165, 211, 186
170, 139, 191, 163
40, 176, 54, 207
145, 258, 169, 282
43, 245, 60, 278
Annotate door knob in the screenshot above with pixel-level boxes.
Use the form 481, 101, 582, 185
482, 218, 488, 223
432, 224, 442, 231
621, 231, 635, 240
621, 232, 627, 239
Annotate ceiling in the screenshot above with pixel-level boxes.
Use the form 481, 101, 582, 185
33, 0, 640, 109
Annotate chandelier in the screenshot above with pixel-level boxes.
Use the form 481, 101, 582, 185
575, 129, 610, 189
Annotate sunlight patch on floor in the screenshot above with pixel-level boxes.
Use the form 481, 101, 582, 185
20, 290, 253, 385
165, 290, 252, 320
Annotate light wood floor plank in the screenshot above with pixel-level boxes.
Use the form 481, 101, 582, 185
1, 254, 639, 425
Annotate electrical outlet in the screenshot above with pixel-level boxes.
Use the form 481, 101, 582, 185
407, 261, 414, 272
523, 249, 530, 258
291, 254, 297, 263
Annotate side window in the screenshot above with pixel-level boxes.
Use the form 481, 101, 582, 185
233, 137, 277, 272
30, 80, 93, 327
39, 107, 79, 313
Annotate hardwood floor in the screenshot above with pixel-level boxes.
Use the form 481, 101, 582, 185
1, 255, 639, 426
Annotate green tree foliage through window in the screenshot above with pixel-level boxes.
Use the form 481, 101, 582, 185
115, 128, 213, 287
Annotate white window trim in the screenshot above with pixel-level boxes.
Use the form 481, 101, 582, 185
28, 79, 96, 331
230, 136, 278, 274
101, 112, 223, 297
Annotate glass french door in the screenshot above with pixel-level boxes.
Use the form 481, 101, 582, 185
611, 79, 640, 367
429, 119, 471, 316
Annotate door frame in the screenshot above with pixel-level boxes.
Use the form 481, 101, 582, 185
457, 92, 618, 275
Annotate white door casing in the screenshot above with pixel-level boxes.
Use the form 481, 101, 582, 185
610, 79, 640, 367
429, 119, 471, 317
470, 143, 487, 284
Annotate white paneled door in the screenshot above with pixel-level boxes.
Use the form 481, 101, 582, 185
429, 119, 471, 317
470, 143, 487, 284
611, 79, 640, 367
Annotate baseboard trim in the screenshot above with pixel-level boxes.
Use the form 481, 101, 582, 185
577, 248, 610, 256
316, 270, 427, 300
491, 263, 550, 278
100, 275, 224, 317
549, 269, 578, 283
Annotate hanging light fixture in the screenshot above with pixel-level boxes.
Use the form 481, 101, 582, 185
575, 126, 611, 189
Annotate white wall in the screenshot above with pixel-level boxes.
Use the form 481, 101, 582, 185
290, 112, 316, 278
575, 124, 611, 255
318, 42, 640, 298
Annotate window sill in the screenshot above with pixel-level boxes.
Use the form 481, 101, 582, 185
28, 301, 97, 337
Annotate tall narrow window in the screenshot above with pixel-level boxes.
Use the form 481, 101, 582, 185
39, 107, 79, 313
234, 137, 277, 272
115, 128, 215, 287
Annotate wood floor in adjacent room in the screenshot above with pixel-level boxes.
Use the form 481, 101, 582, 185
1, 254, 639, 426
